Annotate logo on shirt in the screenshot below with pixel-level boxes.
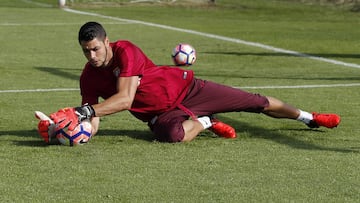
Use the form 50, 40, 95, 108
183, 71, 188, 79
113, 67, 120, 77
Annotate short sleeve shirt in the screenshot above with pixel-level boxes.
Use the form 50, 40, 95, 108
80, 40, 194, 122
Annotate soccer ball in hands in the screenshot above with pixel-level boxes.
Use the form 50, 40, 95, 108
56, 120, 93, 146
171, 43, 196, 66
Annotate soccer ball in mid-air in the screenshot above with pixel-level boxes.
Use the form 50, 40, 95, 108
171, 43, 196, 66
55, 120, 93, 146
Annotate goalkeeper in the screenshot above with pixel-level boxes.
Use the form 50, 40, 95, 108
37, 22, 340, 143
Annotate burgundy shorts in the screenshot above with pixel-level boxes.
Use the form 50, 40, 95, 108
150, 78, 269, 142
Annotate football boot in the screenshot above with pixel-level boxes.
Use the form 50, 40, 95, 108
307, 112, 341, 129
209, 118, 237, 138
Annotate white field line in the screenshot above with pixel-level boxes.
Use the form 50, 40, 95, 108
0, 88, 79, 93
2, 3, 359, 94
0, 22, 132, 26
235, 83, 360, 89
6, 2, 360, 69
2, 83, 360, 94
21, 0, 52, 7
63, 8, 360, 69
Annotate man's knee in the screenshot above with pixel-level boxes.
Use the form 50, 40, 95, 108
153, 119, 185, 143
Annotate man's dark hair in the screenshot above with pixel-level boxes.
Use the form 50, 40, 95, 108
78, 22, 107, 44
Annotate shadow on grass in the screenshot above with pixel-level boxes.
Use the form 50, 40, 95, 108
34, 63, 360, 84
1, 129, 52, 147
196, 72, 360, 81
215, 115, 359, 154
1, 129, 154, 147
198, 51, 360, 81
2, 117, 357, 153
34, 66, 81, 81
96, 129, 155, 142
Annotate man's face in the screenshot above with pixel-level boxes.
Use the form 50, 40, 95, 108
80, 37, 109, 68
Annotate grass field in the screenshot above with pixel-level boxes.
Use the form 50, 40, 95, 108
0, 0, 360, 202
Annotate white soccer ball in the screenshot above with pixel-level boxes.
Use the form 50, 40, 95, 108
171, 43, 196, 66
58, 0, 66, 7
55, 120, 93, 146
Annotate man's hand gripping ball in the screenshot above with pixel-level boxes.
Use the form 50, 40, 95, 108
35, 111, 56, 143
50, 104, 95, 131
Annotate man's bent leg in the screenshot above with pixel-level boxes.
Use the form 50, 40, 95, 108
181, 120, 205, 142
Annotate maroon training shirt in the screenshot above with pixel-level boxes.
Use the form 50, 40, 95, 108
80, 40, 194, 122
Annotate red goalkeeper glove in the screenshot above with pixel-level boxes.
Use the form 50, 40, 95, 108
50, 105, 95, 131
35, 111, 56, 143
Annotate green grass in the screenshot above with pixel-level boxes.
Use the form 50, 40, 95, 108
1, 0, 360, 202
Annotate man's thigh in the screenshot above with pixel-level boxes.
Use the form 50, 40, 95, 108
183, 80, 269, 115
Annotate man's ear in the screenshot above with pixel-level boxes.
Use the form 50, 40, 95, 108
104, 37, 110, 46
